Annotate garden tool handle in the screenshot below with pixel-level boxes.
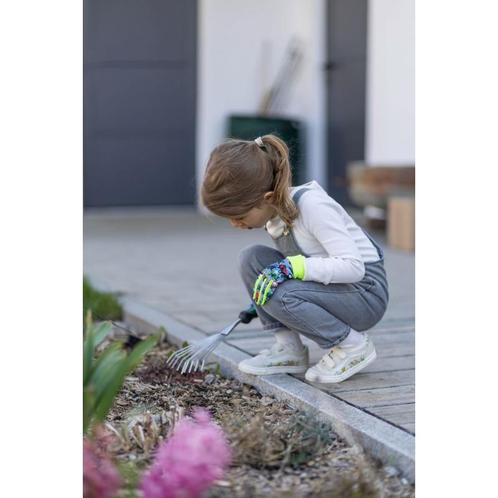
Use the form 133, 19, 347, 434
238, 303, 258, 324
220, 305, 257, 338
220, 318, 242, 336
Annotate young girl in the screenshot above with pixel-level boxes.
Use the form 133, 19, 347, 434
201, 134, 389, 384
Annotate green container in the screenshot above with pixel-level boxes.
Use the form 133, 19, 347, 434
227, 114, 305, 185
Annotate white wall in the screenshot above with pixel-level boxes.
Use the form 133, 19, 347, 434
366, 0, 415, 165
196, 0, 326, 202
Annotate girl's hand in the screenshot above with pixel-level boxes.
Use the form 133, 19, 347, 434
252, 255, 305, 305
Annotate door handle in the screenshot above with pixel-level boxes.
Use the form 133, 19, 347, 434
323, 61, 338, 71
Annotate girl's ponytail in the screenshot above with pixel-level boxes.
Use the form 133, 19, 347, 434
260, 134, 298, 226
202, 133, 298, 226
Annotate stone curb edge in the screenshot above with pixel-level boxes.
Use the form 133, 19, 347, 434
119, 296, 415, 483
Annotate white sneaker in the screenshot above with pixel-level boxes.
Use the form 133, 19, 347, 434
305, 334, 376, 384
238, 342, 309, 375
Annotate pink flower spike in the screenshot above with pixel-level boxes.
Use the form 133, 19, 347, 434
83, 437, 121, 498
140, 408, 231, 498
192, 407, 212, 424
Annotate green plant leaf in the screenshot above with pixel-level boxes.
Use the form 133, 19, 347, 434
89, 346, 126, 394
117, 460, 146, 498
88, 342, 122, 383
92, 336, 157, 423
92, 320, 112, 348
92, 359, 131, 422
124, 335, 158, 372
83, 314, 113, 384
83, 386, 96, 434
83, 317, 95, 385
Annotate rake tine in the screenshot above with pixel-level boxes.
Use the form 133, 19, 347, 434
166, 353, 179, 366
191, 348, 214, 374
193, 343, 215, 365
186, 358, 194, 374
201, 343, 220, 371
177, 353, 194, 369
181, 343, 207, 365
177, 358, 186, 373
169, 353, 186, 369
166, 311, 249, 374
171, 356, 190, 371
169, 347, 196, 368
188, 360, 196, 374
191, 357, 202, 373
202, 344, 216, 359
181, 352, 197, 371
178, 359, 191, 374
199, 343, 215, 359
185, 350, 204, 374
181, 359, 192, 375
172, 343, 196, 356
207, 341, 219, 355
167, 350, 185, 366
168, 345, 195, 362
182, 353, 201, 375
177, 340, 214, 373
170, 349, 195, 365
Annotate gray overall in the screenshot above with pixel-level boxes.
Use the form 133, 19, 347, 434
239, 188, 389, 348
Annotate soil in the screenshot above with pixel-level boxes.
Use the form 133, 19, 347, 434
105, 336, 415, 498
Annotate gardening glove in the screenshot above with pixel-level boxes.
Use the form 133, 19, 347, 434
252, 255, 305, 306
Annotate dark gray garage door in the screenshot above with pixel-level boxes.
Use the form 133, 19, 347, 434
325, 0, 367, 205
84, 0, 197, 207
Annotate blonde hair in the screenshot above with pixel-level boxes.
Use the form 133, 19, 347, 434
201, 134, 298, 226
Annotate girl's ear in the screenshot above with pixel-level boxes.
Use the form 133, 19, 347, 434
263, 191, 275, 203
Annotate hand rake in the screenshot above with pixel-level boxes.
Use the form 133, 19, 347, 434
167, 304, 258, 374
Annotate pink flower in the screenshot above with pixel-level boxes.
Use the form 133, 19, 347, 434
140, 408, 231, 498
83, 428, 121, 498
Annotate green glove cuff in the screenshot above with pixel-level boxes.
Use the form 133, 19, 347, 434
287, 255, 306, 280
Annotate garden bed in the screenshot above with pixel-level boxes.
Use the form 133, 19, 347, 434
103, 330, 414, 498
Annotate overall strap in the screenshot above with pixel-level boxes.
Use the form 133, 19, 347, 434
361, 228, 385, 261
291, 187, 311, 205
273, 187, 311, 257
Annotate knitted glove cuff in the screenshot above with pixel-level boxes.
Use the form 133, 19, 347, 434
286, 255, 306, 280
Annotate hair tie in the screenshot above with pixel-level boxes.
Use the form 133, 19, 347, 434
254, 137, 264, 148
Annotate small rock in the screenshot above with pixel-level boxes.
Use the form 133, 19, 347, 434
214, 480, 231, 487
384, 465, 399, 478
204, 374, 216, 385
226, 389, 233, 395
400, 477, 409, 486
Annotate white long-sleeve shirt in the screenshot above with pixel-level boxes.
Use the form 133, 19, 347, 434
265, 181, 380, 285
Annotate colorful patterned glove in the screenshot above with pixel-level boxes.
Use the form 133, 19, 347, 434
252, 255, 305, 306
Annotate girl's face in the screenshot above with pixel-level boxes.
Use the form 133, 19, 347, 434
229, 196, 276, 230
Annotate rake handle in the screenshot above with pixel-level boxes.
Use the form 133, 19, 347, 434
238, 303, 258, 324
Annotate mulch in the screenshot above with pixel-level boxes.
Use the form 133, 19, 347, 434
105, 336, 414, 498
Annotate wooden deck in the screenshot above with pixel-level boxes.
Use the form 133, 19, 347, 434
227, 316, 415, 434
